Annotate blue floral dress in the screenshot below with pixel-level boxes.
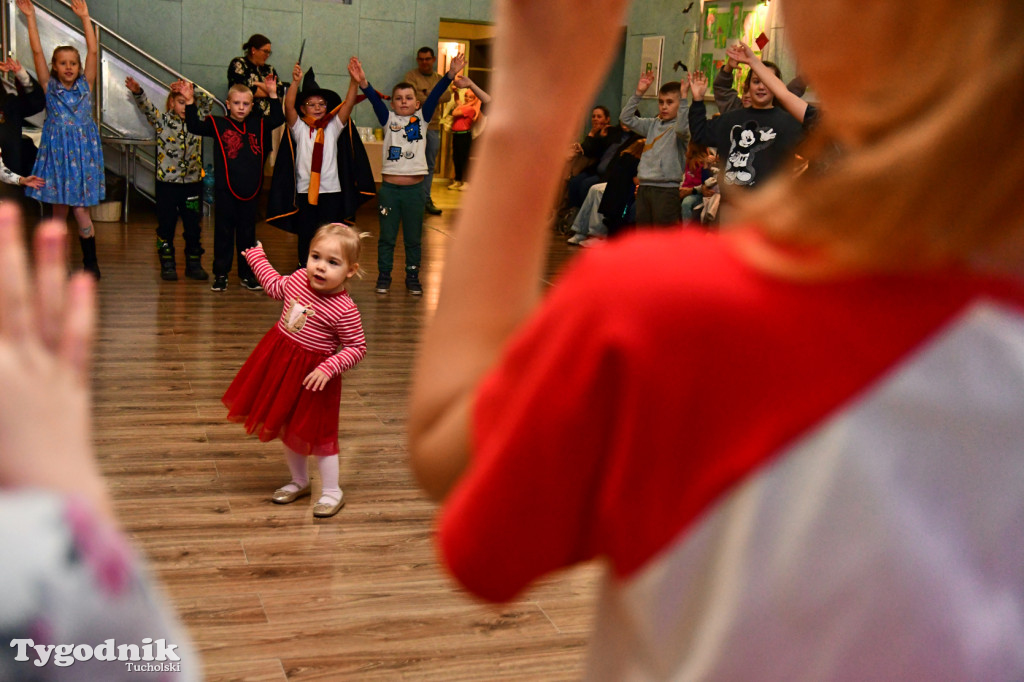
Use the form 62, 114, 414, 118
27, 76, 106, 206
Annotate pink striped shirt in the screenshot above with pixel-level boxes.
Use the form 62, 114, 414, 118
246, 246, 366, 378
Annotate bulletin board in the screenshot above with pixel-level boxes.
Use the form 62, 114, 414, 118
697, 0, 773, 98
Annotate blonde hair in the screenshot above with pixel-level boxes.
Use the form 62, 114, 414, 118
311, 223, 371, 276
49, 46, 81, 81
227, 84, 254, 101
741, 1, 1024, 273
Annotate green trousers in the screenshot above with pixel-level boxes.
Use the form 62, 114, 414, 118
377, 181, 425, 273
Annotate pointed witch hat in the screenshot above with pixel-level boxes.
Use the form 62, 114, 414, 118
296, 67, 342, 112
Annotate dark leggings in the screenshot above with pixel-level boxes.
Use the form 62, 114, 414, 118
452, 131, 473, 182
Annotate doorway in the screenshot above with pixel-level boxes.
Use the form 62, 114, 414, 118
436, 20, 495, 181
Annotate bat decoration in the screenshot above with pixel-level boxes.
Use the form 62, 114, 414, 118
672, 61, 688, 72
682, 2, 694, 13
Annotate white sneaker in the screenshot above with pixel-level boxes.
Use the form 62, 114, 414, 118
567, 233, 587, 245
449, 181, 463, 190
457, 182, 470, 191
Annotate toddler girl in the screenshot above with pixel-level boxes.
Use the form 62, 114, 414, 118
224, 223, 367, 518
126, 76, 212, 281
18, 0, 105, 278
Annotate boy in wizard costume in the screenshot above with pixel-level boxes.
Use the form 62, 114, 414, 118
268, 59, 375, 269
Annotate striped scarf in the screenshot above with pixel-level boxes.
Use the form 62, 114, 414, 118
300, 105, 341, 205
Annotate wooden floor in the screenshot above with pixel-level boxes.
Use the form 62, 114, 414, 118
72, 181, 599, 681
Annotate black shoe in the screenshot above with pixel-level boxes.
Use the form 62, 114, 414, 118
157, 240, 178, 281
425, 200, 442, 216
211, 275, 227, 292
184, 254, 209, 281
375, 271, 391, 294
405, 266, 423, 295
80, 236, 100, 280
83, 261, 101, 280
240, 276, 263, 291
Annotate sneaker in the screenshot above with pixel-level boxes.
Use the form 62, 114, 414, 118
567, 233, 587, 245
448, 180, 463, 190
457, 182, 470, 191
405, 266, 423, 295
425, 200, 442, 216
240, 276, 263, 291
375, 271, 391, 294
211, 275, 228, 292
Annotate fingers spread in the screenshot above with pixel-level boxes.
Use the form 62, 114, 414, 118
0, 203, 32, 342
34, 220, 68, 351
60, 272, 95, 383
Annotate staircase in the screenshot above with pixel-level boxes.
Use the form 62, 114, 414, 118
1, 0, 225, 211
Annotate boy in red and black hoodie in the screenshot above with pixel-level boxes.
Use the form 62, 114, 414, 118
182, 77, 284, 291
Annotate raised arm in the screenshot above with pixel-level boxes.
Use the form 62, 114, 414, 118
0, 204, 109, 520
620, 70, 655, 135
713, 58, 742, 114
727, 42, 808, 123
454, 75, 492, 104
675, 78, 691, 139
0, 59, 45, 117
262, 73, 285, 128
179, 81, 214, 137
687, 71, 717, 146
285, 63, 301, 127
15, 0, 49, 90
408, 0, 631, 500
71, 0, 98, 89
125, 77, 161, 129
349, 58, 389, 126
335, 61, 361, 125
422, 54, 462, 123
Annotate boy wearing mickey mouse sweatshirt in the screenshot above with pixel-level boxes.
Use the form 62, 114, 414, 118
687, 64, 807, 202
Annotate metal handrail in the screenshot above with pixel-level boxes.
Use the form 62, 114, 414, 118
2, 0, 228, 209
2, 0, 226, 118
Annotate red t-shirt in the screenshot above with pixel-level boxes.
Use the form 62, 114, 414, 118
439, 227, 1024, 680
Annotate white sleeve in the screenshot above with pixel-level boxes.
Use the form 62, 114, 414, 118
0, 155, 22, 186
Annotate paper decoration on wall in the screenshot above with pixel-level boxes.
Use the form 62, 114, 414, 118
755, 32, 769, 50
704, 4, 718, 40
682, 1, 694, 13
729, 3, 744, 38
700, 53, 715, 77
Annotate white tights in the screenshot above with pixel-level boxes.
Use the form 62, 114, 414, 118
283, 447, 340, 501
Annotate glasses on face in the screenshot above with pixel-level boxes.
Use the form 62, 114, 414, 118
256, 47, 272, 56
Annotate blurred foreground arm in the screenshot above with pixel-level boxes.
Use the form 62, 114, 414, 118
0, 204, 109, 521
408, 0, 631, 500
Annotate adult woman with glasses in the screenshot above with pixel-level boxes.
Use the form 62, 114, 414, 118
228, 34, 280, 118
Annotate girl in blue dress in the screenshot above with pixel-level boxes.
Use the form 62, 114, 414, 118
18, 0, 106, 278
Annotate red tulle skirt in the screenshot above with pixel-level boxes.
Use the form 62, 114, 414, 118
223, 325, 342, 456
